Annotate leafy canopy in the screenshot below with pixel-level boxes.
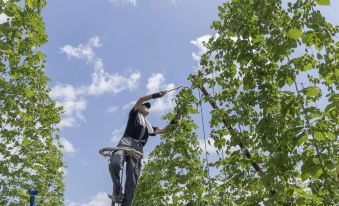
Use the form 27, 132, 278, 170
0, 0, 64, 205
134, 0, 338, 205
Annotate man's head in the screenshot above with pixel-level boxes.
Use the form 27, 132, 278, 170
139, 102, 151, 116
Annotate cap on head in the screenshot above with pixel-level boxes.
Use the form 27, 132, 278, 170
142, 102, 151, 109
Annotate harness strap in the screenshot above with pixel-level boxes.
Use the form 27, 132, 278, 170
99, 146, 143, 159
115, 146, 143, 159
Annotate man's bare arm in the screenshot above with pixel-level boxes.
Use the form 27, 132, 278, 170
154, 112, 181, 134
133, 90, 167, 111
133, 95, 152, 111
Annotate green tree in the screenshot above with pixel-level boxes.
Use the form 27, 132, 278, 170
0, 0, 64, 205
134, 0, 337, 205
192, 0, 338, 205
133, 89, 208, 206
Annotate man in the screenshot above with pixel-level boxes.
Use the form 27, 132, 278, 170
109, 90, 178, 206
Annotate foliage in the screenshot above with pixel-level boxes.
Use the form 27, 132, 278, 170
134, 89, 208, 206
0, 0, 64, 205
135, 0, 338, 205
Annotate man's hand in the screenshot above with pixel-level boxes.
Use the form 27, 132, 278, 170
159, 90, 167, 97
152, 90, 167, 99
156, 108, 182, 134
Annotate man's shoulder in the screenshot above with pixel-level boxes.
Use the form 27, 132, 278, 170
129, 107, 139, 117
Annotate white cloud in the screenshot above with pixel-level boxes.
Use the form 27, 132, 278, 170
67, 192, 111, 206
109, 0, 138, 7
60, 98, 87, 122
60, 45, 95, 62
59, 37, 141, 97
127, 71, 141, 90
60, 36, 101, 63
151, 83, 175, 112
50, 84, 80, 100
146, 73, 176, 113
88, 36, 102, 48
87, 64, 140, 96
191, 34, 212, 62
50, 84, 87, 128
54, 36, 141, 127
191, 34, 233, 79
146, 73, 166, 93
191, 34, 224, 62
60, 138, 78, 153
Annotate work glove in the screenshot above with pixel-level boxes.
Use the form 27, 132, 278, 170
152, 90, 167, 99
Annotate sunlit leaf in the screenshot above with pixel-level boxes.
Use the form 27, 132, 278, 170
301, 86, 321, 96
316, 0, 330, 6
288, 28, 303, 40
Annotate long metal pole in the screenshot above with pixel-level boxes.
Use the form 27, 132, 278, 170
166, 86, 183, 93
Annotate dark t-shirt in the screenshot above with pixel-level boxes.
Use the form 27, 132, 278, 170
122, 108, 158, 146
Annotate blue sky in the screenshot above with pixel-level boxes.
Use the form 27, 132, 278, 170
42, 0, 223, 205
34, 0, 338, 205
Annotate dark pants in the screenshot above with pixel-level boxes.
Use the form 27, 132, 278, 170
109, 138, 142, 206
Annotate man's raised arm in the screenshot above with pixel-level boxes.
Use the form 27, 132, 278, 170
133, 90, 167, 111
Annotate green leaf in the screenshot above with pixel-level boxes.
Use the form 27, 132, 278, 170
324, 102, 336, 114
296, 197, 305, 205
297, 134, 308, 146
0, 62, 5, 73
287, 76, 294, 86
313, 131, 324, 140
302, 159, 322, 179
326, 131, 336, 140
317, 53, 323, 59
314, 168, 323, 178
304, 63, 313, 71
288, 28, 303, 40
316, 0, 330, 6
212, 21, 223, 29
253, 35, 265, 44
301, 86, 321, 96
26, 0, 34, 9
325, 161, 336, 170
263, 199, 275, 206
303, 32, 315, 45
25, 88, 34, 97
0, 23, 9, 34
22, 113, 32, 122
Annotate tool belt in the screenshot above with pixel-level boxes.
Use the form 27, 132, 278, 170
99, 137, 144, 160
115, 146, 143, 159
116, 137, 144, 159
99, 146, 143, 160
